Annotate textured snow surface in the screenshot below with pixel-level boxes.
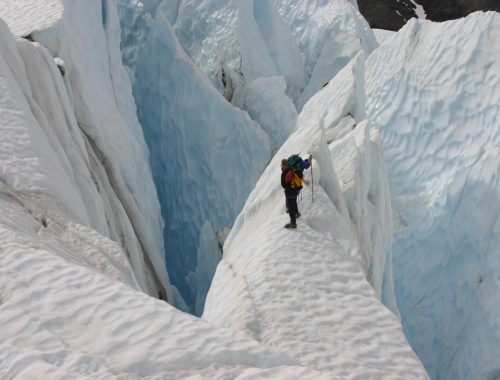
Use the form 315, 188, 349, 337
274, 0, 378, 109
204, 55, 427, 379
365, 12, 500, 380
0, 0, 168, 298
0, 201, 327, 379
373, 29, 396, 45
0, 0, 63, 36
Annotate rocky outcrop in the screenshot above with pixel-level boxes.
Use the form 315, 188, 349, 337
358, 0, 500, 30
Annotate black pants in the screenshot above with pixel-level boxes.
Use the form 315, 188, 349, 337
286, 196, 298, 224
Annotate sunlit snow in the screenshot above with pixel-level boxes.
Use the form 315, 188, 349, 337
365, 12, 500, 379
0, 0, 499, 379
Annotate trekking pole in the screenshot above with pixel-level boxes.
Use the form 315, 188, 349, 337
311, 156, 314, 202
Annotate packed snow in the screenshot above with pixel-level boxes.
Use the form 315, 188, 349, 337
0, 2, 322, 378
0, 0, 169, 298
365, 12, 500, 380
373, 29, 396, 45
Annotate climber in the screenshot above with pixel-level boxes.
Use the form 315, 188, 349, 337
281, 154, 312, 229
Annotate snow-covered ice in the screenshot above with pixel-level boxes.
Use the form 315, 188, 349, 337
274, 0, 378, 110
0, 0, 63, 37
373, 29, 396, 45
1, 0, 498, 378
119, 0, 383, 312
0, 0, 169, 298
365, 11, 500, 380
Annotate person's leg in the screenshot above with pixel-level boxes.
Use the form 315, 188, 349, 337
295, 192, 301, 218
286, 197, 293, 223
288, 196, 298, 225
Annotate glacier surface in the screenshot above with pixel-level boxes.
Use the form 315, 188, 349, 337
365, 12, 500, 380
0, 0, 169, 298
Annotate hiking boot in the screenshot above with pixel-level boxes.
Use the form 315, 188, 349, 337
284, 223, 297, 229
295, 212, 301, 218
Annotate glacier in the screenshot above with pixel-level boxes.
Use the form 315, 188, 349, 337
132, 4, 272, 312
0, 0, 499, 378
365, 12, 500, 380
0, 0, 428, 376
0, 0, 170, 299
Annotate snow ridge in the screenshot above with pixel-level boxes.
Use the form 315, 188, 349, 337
204, 52, 426, 379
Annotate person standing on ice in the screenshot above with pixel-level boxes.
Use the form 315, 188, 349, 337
281, 155, 312, 229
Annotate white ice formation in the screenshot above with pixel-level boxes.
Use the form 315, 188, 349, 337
365, 12, 500, 380
0, 0, 169, 299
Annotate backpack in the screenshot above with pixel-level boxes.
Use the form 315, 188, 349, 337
287, 154, 303, 171
284, 168, 303, 189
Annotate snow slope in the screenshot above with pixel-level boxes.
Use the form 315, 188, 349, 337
365, 12, 500, 380
0, 185, 326, 379
204, 54, 427, 379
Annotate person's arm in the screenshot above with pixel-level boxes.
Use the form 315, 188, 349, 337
303, 154, 312, 169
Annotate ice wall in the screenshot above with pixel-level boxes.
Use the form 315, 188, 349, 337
204, 55, 425, 378
274, 0, 378, 110
0, 0, 170, 300
365, 12, 500, 379
133, 6, 271, 312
